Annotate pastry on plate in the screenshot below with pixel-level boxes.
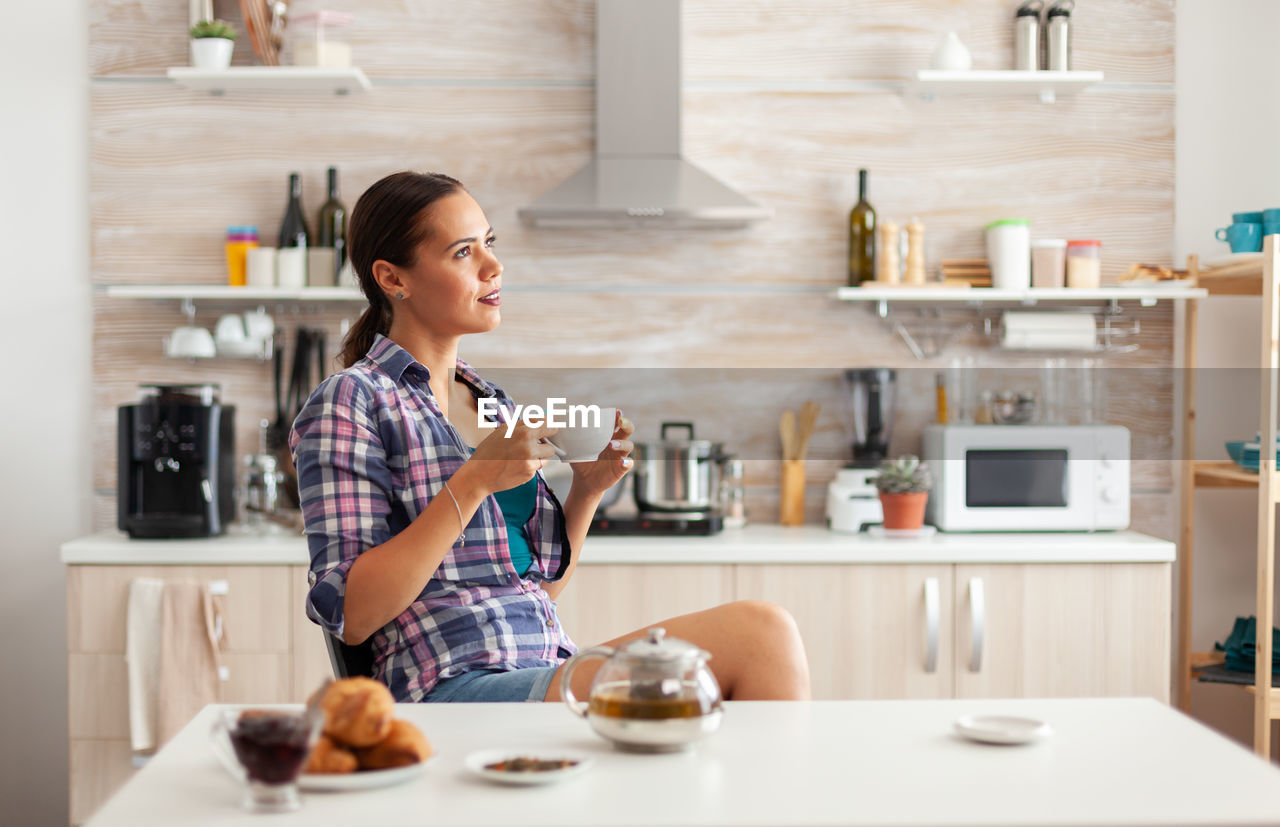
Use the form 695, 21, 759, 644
317, 677, 395, 748
357, 719, 434, 770
305, 734, 359, 774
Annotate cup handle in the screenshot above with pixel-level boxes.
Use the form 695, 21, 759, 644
560, 646, 613, 718
209, 716, 246, 784
1216, 227, 1229, 242
543, 439, 568, 459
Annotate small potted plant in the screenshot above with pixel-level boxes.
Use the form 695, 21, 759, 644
874, 455, 933, 531
189, 19, 237, 70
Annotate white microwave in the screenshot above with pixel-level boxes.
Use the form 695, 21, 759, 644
921, 425, 1130, 532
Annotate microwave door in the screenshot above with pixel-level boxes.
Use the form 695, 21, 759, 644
957, 448, 1094, 531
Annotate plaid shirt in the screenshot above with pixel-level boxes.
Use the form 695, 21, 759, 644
290, 334, 577, 701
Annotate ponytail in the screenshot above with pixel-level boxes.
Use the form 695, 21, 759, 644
339, 300, 392, 369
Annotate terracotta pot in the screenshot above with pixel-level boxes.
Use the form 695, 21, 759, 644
878, 491, 928, 530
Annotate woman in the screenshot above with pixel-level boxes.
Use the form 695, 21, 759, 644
291, 171, 810, 703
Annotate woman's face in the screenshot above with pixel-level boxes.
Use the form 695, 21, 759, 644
396, 190, 503, 337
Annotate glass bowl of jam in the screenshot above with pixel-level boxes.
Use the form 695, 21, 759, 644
211, 708, 322, 812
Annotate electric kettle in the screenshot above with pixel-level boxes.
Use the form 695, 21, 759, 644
560, 628, 723, 753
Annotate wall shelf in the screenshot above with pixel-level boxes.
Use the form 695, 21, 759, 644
835, 285, 1206, 305
104, 285, 365, 301
165, 66, 371, 95
908, 70, 1105, 104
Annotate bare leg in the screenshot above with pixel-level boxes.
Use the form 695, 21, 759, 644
544, 600, 811, 702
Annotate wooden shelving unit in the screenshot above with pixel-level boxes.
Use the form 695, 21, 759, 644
1177, 238, 1280, 757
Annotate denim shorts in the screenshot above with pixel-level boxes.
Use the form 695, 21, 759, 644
422, 666, 559, 703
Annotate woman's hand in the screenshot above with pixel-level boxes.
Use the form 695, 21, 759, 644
569, 411, 635, 496
467, 421, 560, 494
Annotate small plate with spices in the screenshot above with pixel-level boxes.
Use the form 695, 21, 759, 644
465, 748, 594, 786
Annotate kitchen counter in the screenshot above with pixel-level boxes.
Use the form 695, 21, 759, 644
61, 525, 1174, 566
86, 698, 1280, 827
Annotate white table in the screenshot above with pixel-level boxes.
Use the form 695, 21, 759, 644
87, 698, 1280, 826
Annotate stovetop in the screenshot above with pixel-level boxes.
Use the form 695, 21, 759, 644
589, 511, 724, 536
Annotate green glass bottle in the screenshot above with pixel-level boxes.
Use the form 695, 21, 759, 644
848, 168, 877, 286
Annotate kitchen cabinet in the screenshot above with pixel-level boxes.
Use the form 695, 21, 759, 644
737, 562, 1170, 703
735, 565, 954, 700
65, 564, 313, 825
953, 564, 1171, 701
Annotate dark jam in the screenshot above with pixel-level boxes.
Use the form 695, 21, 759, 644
229, 712, 312, 785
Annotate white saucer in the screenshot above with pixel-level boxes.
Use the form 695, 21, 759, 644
954, 714, 1052, 745
464, 748, 594, 786
867, 525, 937, 539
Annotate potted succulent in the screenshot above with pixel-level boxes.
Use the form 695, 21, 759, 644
189, 19, 237, 70
874, 455, 933, 531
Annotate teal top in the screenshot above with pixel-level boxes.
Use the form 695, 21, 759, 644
468, 447, 537, 576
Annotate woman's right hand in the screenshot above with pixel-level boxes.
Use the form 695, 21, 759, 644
467, 421, 560, 494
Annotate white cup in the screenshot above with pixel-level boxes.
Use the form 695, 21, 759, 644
214, 313, 247, 345
165, 325, 216, 359
243, 308, 275, 341
246, 246, 277, 287
546, 406, 617, 462
276, 248, 307, 289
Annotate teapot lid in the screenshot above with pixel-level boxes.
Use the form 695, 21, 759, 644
619, 628, 710, 665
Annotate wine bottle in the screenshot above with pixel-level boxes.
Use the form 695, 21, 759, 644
316, 167, 347, 284
848, 169, 877, 286
278, 172, 310, 249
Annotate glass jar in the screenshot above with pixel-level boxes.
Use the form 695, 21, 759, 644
1066, 240, 1102, 288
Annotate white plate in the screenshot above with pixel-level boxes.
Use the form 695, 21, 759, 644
954, 714, 1052, 745
1115, 278, 1196, 288
464, 748, 594, 786
1202, 252, 1264, 269
299, 762, 426, 792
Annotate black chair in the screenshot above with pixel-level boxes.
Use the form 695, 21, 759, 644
322, 630, 376, 679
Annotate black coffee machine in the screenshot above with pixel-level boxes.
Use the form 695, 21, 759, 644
118, 384, 236, 538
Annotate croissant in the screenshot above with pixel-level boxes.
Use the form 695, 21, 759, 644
318, 677, 395, 748
356, 719, 433, 770
305, 734, 359, 774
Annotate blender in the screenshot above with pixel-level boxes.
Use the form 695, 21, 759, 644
827, 369, 898, 533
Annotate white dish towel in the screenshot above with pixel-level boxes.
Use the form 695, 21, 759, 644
125, 578, 165, 754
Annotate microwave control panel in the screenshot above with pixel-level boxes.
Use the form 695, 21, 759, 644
1092, 427, 1130, 529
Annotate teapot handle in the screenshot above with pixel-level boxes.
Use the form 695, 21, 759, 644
560, 646, 614, 719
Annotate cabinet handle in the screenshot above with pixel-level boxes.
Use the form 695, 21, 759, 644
968, 577, 985, 673
923, 577, 939, 674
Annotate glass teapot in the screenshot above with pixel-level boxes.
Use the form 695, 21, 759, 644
560, 627, 724, 753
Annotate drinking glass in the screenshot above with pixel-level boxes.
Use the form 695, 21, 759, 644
1039, 358, 1067, 424
210, 708, 321, 813
1077, 358, 1106, 424
947, 356, 976, 424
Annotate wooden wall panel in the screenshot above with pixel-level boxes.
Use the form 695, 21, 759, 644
88, 0, 1179, 531
90, 0, 1171, 83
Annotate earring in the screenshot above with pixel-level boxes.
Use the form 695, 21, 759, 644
396, 291, 405, 301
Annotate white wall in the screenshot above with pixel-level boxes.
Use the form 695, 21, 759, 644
1176, 0, 1280, 744
0, 0, 92, 822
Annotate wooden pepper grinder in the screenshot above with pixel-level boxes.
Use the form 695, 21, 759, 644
905, 217, 926, 285
876, 219, 900, 283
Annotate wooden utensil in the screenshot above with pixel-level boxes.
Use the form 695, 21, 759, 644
779, 410, 796, 461
796, 400, 820, 461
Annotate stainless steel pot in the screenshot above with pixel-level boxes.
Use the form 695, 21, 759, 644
633, 422, 727, 513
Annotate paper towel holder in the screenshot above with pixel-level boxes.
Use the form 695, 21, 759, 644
983, 308, 1140, 354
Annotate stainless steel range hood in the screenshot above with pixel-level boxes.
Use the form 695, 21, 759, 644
518, 0, 770, 230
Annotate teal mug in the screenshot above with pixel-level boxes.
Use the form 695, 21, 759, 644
1264, 208, 1280, 238
1234, 211, 1265, 224
1217, 222, 1263, 253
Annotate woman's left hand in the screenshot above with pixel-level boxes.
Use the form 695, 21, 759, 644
569, 410, 635, 496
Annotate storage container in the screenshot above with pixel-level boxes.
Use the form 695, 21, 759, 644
985, 219, 1031, 290
1066, 239, 1102, 288
290, 11, 353, 68
1030, 238, 1067, 288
